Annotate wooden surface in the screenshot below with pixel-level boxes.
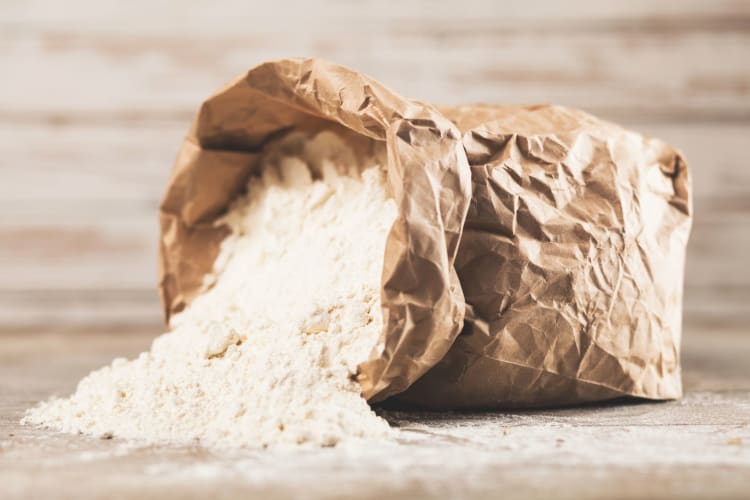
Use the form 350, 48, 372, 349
1, 1, 749, 498
1, 331, 749, 500
1, 0, 749, 336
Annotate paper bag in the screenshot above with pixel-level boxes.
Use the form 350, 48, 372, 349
158, 58, 692, 409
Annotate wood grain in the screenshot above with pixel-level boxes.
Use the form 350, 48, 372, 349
1, 3, 748, 497
0, 0, 748, 336
1, 330, 748, 500
2, 23, 749, 119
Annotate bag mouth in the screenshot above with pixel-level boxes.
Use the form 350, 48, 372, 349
158, 58, 473, 403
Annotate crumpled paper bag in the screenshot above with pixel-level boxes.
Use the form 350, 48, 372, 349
158, 58, 692, 409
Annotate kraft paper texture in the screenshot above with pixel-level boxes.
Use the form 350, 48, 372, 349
158, 58, 692, 409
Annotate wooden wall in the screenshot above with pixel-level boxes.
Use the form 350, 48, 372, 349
1, 0, 748, 336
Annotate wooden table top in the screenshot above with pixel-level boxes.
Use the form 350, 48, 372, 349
1, 330, 748, 500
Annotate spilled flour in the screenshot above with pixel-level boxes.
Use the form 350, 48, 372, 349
23, 131, 397, 448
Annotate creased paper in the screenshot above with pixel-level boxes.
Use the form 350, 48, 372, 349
158, 59, 692, 409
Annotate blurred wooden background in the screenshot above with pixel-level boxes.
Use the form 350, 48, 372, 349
1, 0, 748, 338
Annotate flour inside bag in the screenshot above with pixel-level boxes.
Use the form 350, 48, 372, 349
23, 131, 397, 448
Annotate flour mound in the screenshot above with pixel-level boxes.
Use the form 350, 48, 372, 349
23, 131, 397, 448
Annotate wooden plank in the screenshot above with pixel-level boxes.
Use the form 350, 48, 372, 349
0, 123, 179, 204
0, 15, 748, 119
3, 0, 749, 33
0, 290, 163, 334
0, 213, 158, 290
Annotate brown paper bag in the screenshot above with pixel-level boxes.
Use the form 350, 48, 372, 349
158, 58, 692, 409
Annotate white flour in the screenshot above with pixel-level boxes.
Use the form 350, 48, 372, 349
23, 131, 397, 448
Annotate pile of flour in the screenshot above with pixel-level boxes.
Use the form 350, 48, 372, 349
23, 131, 397, 448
